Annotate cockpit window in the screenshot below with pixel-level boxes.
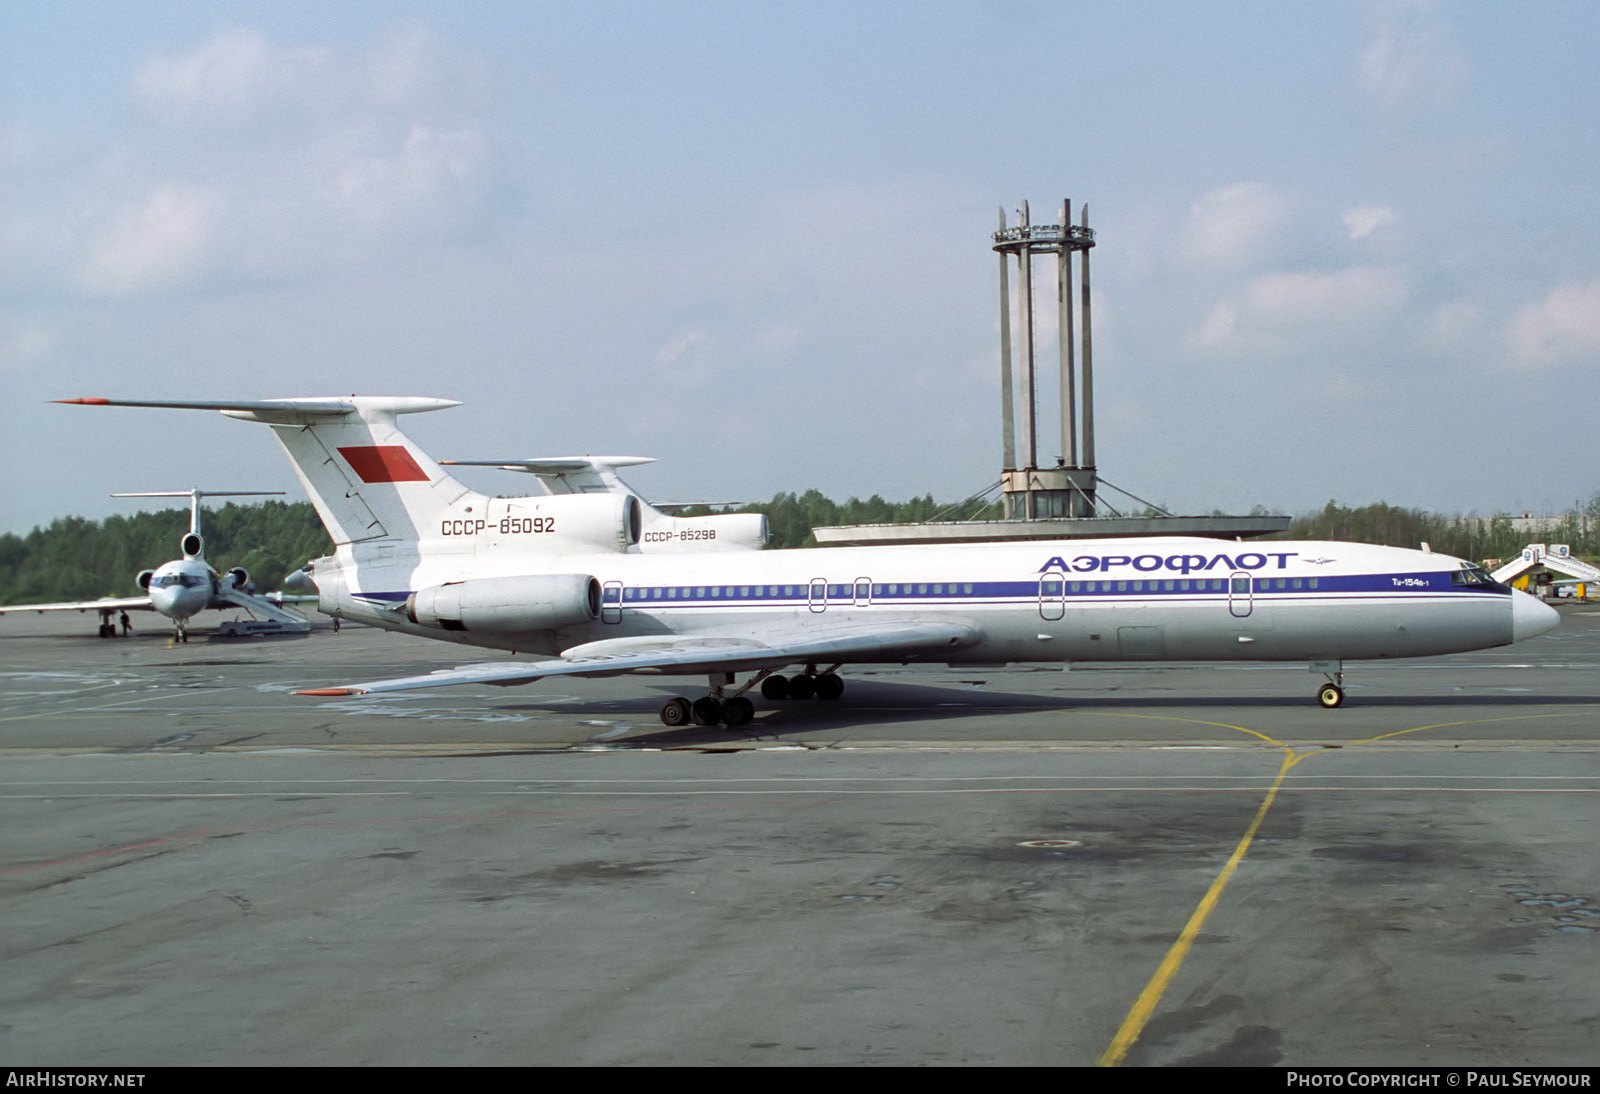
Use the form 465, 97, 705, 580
1450, 566, 1498, 587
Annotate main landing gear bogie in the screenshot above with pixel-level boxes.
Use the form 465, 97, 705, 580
658, 694, 756, 728
759, 672, 844, 702
657, 668, 843, 727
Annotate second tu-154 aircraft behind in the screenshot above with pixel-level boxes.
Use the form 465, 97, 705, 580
0, 488, 313, 641
61, 395, 1560, 725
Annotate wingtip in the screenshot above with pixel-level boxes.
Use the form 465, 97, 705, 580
55, 397, 110, 405
296, 687, 365, 697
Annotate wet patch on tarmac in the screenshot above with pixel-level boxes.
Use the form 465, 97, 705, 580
1496, 878, 1599, 933
456, 858, 703, 904
1169, 1022, 1284, 1067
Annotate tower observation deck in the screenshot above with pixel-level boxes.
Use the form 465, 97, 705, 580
995, 199, 1098, 520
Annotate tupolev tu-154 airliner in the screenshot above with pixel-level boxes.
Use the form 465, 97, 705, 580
60, 395, 1560, 725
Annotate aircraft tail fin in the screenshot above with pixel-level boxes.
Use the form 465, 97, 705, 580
60, 397, 478, 548
108, 488, 285, 558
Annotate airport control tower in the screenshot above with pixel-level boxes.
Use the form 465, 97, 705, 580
996, 199, 1098, 520
811, 196, 1291, 546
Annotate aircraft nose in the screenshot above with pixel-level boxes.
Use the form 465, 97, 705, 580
1511, 590, 1560, 642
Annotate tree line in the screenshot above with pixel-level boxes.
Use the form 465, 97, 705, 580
3, 491, 1595, 604
0, 501, 332, 605
1269, 496, 1600, 564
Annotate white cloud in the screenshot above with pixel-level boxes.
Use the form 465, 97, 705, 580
655, 329, 713, 386
1357, 1, 1469, 108
1192, 300, 1244, 352
1248, 266, 1407, 322
336, 124, 487, 228
749, 323, 802, 355
1179, 182, 1295, 270
1425, 299, 1485, 350
65, 25, 498, 299
1342, 205, 1397, 240
76, 184, 226, 298
0, 320, 58, 372
135, 27, 329, 126
1505, 281, 1600, 370
1192, 266, 1409, 354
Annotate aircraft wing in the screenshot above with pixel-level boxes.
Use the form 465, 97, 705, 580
0, 596, 155, 615
297, 620, 979, 696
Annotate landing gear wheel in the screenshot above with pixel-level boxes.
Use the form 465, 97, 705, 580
691, 697, 724, 726
723, 696, 754, 727
761, 675, 790, 700
788, 674, 816, 701
660, 697, 692, 726
814, 673, 844, 700
1317, 683, 1344, 709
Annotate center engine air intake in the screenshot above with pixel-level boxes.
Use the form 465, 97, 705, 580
405, 574, 601, 633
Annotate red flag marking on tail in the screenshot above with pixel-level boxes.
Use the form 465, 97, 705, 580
337, 446, 429, 483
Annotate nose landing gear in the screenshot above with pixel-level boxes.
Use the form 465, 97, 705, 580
1313, 661, 1345, 708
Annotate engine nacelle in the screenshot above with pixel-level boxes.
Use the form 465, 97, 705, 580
405, 574, 601, 633
639, 510, 768, 552
458, 494, 642, 554
180, 532, 204, 559
223, 567, 251, 591
283, 563, 318, 594
136, 569, 155, 590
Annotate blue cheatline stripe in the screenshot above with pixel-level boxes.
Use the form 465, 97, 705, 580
351, 591, 410, 603
359, 571, 1508, 609
579, 571, 1509, 607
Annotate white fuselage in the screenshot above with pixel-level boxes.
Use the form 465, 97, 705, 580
311, 535, 1536, 668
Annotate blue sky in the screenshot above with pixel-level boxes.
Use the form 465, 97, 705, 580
4, 1, 1598, 537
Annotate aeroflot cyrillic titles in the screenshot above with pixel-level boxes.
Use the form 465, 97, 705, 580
1040, 552, 1302, 573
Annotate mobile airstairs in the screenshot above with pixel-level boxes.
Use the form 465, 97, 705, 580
1491, 544, 1600, 597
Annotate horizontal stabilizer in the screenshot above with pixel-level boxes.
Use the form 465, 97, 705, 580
59, 397, 357, 414
441, 457, 656, 473
56, 396, 460, 423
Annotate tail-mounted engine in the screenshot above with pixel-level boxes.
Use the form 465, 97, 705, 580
181, 532, 204, 559
136, 569, 155, 590
640, 510, 768, 552
223, 567, 251, 591
462, 494, 642, 554
405, 574, 601, 633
